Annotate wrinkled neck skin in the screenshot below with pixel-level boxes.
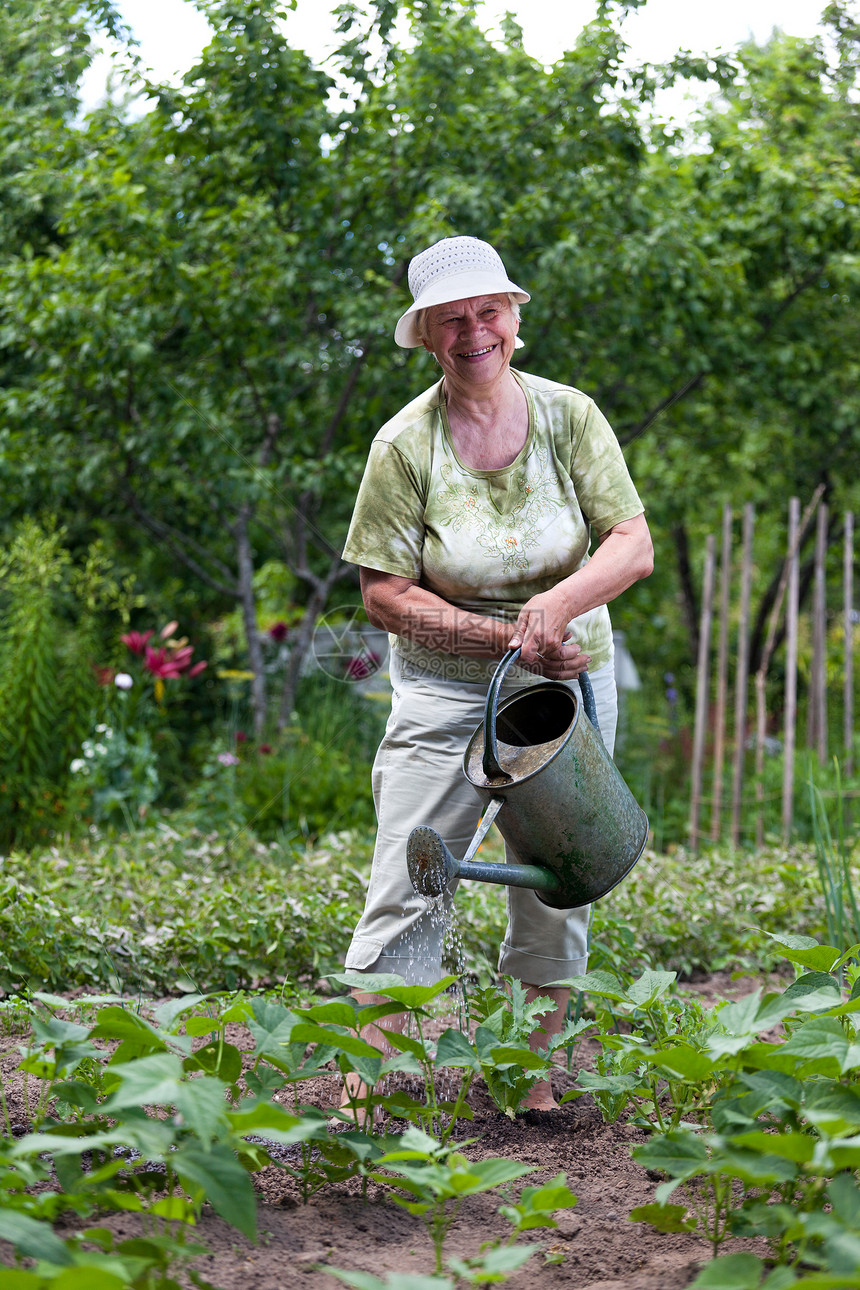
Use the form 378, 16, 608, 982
443, 368, 529, 471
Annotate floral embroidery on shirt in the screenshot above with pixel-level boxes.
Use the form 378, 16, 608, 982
434, 446, 564, 575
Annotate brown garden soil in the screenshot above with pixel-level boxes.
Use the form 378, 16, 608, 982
1, 970, 782, 1290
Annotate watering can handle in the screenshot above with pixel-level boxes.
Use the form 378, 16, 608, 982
482, 647, 601, 780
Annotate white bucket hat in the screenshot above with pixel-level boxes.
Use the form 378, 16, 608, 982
394, 236, 530, 348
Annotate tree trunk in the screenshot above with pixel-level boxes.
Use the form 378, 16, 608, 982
235, 509, 267, 738
276, 555, 354, 731
672, 523, 700, 663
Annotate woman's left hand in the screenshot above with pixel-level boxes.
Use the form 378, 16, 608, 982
508, 590, 590, 679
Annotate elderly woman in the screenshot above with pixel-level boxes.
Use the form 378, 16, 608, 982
340, 236, 652, 1113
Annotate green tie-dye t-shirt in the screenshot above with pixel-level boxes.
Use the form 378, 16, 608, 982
342, 369, 644, 681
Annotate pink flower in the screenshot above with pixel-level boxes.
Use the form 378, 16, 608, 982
217, 751, 239, 766
268, 622, 288, 643
144, 646, 187, 679
121, 630, 154, 656
160, 620, 180, 640
188, 660, 208, 678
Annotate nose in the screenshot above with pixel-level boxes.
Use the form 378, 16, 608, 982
458, 307, 484, 339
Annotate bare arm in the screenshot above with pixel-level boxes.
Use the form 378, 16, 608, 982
359, 510, 651, 681
360, 568, 512, 659
508, 512, 654, 664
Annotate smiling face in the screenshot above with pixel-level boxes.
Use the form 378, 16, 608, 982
422, 294, 519, 393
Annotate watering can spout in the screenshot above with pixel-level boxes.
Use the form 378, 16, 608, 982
407, 818, 563, 901
406, 826, 459, 898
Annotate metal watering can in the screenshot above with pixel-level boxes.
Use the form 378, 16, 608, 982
407, 647, 648, 910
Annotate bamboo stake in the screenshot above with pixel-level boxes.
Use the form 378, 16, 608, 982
754, 484, 826, 846
730, 504, 754, 847
812, 502, 829, 762
783, 497, 801, 842
690, 534, 716, 853
845, 512, 855, 777
711, 505, 732, 842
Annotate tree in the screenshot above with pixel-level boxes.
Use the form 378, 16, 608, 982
1, 0, 858, 734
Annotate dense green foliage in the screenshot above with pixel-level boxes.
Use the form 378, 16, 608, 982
0, 822, 849, 997
2, 0, 858, 696
0, 0, 858, 848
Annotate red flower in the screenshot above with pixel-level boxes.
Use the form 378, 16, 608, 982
259, 744, 273, 755
94, 666, 116, 686
144, 646, 187, 679
268, 621, 289, 643
121, 630, 154, 656
235, 730, 248, 743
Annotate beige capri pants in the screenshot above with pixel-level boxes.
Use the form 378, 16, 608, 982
344, 645, 618, 988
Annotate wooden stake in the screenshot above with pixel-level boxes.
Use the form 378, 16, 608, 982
811, 503, 829, 762
754, 484, 826, 846
690, 534, 716, 853
783, 497, 801, 842
730, 504, 754, 847
845, 512, 855, 777
711, 505, 732, 842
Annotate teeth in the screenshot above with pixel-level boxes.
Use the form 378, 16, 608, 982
462, 346, 493, 357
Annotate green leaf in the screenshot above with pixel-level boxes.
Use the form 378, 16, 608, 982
328, 1271, 452, 1289
247, 998, 301, 1057
47, 1271, 129, 1290
174, 1076, 231, 1142
290, 1021, 384, 1059
465, 1157, 534, 1191
382, 1029, 428, 1061
172, 1141, 257, 1239
298, 999, 361, 1026
782, 1016, 849, 1073
630, 1202, 696, 1233
829, 1172, 860, 1226
731, 1129, 814, 1163
435, 1028, 480, 1070
90, 1005, 170, 1053
763, 933, 842, 974
651, 1044, 719, 1082
804, 1085, 860, 1136
633, 1128, 709, 1179
548, 970, 625, 1001
772, 1275, 860, 1290
102, 1052, 185, 1110
330, 973, 459, 1008
688, 1252, 769, 1289
153, 994, 208, 1031
626, 970, 677, 1008
184, 1040, 243, 1084
0, 1209, 72, 1265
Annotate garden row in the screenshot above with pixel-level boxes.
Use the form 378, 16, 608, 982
3, 932, 860, 1287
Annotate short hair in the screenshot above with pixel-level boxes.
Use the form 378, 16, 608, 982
414, 294, 522, 348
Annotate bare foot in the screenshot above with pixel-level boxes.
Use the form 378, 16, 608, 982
522, 1077, 558, 1112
